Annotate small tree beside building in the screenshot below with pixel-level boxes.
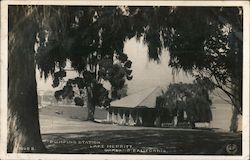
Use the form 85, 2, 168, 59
157, 78, 214, 128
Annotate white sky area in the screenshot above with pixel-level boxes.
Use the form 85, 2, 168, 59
36, 37, 193, 94
124, 37, 192, 94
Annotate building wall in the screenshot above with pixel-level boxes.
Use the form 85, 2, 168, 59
109, 101, 243, 132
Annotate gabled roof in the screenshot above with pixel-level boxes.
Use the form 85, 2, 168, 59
110, 86, 162, 108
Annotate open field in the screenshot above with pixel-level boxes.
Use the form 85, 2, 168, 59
39, 105, 242, 155
39, 105, 107, 121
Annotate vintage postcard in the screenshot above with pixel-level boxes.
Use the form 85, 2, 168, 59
0, 0, 249, 160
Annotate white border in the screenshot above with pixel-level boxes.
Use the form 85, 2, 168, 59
0, 0, 8, 159
242, 2, 250, 160
0, 1, 249, 160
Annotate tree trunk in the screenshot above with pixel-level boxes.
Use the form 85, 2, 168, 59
230, 79, 240, 133
230, 106, 239, 132
229, 72, 241, 132
8, 14, 45, 152
86, 86, 95, 121
229, 30, 242, 132
229, 83, 241, 133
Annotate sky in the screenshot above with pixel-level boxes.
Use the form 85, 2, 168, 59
36, 37, 193, 94
124, 37, 192, 94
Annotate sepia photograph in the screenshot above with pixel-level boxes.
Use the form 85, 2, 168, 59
0, 0, 249, 159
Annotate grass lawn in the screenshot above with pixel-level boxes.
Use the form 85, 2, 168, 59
39, 105, 107, 121
42, 128, 241, 155
39, 105, 242, 155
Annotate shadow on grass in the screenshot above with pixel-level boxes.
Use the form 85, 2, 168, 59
42, 129, 242, 155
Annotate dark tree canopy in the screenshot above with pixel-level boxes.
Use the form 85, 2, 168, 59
36, 6, 135, 109
157, 78, 214, 124
34, 6, 242, 115
166, 7, 243, 115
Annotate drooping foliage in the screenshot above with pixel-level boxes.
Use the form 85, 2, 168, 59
35, 6, 242, 124
157, 77, 215, 124
167, 8, 242, 115
36, 6, 135, 109
130, 7, 242, 115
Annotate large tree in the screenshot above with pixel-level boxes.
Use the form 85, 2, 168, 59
8, 6, 45, 153
8, 5, 71, 153
7, 6, 242, 153
165, 7, 243, 132
128, 7, 243, 132
7, 6, 133, 152
36, 6, 133, 121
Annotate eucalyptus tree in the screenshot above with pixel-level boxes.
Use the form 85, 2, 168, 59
8, 5, 86, 153
36, 6, 133, 121
8, 6, 56, 153
8, 5, 134, 152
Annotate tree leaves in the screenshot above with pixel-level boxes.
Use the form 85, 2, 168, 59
34, 6, 242, 114
158, 78, 214, 123
74, 97, 84, 106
